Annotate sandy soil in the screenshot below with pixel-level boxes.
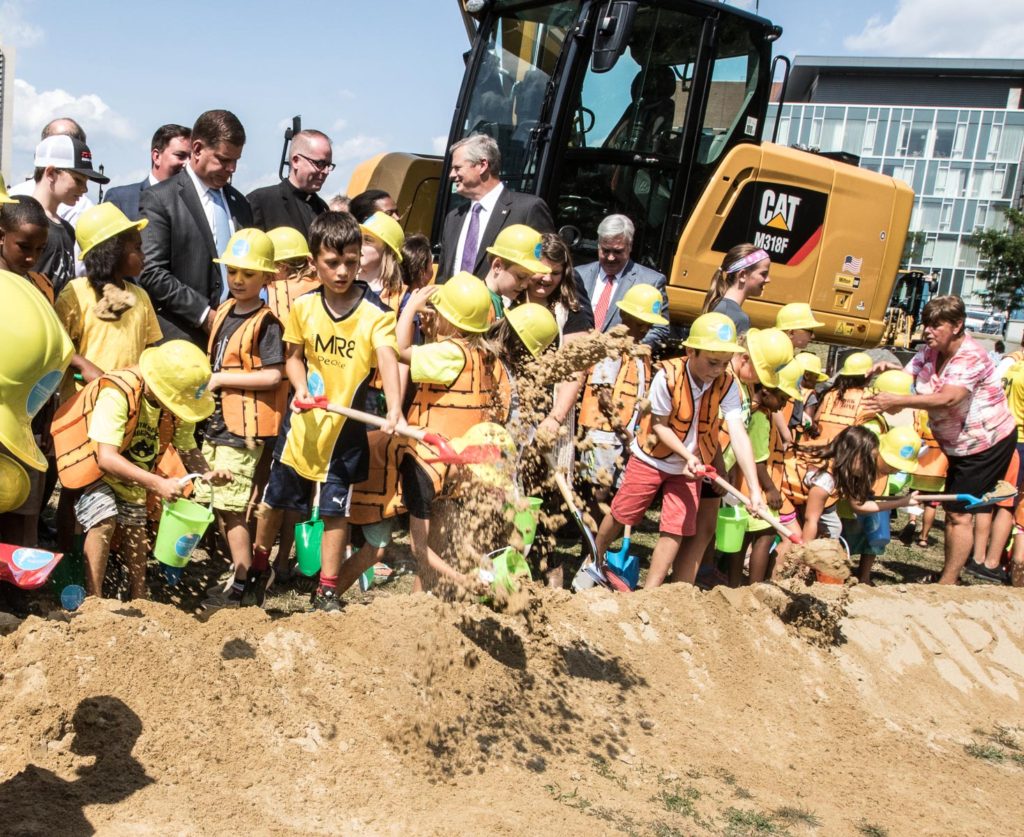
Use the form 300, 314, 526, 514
2, 581, 1022, 836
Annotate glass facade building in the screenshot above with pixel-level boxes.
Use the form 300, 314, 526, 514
769, 57, 1024, 304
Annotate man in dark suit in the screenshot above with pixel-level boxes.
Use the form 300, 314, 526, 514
437, 133, 554, 282
103, 124, 191, 221
578, 214, 670, 349
246, 129, 331, 237
139, 110, 253, 345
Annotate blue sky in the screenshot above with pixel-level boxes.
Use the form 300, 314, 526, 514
2, 0, 1022, 197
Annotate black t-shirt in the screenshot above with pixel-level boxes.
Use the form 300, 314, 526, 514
35, 216, 76, 297
204, 307, 285, 447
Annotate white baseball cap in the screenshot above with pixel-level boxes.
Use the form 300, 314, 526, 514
33, 135, 109, 184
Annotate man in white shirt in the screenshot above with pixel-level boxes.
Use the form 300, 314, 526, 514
102, 124, 191, 221
138, 110, 253, 345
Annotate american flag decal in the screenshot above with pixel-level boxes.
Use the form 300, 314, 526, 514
842, 255, 863, 275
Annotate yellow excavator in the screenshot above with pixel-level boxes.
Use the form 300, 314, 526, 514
348, 0, 913, 348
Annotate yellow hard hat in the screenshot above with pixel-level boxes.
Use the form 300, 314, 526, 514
506, 303, 559, 358
871, 369, 914, 396
431, 271, 493, 333
682, 312, 743, 353
775, 302, 824, 332
486, 224, 550, 274
0, 173, 17, 205
267, 226, 311, 263
616, 283, 668, 326
76, 202, 148, 258
138, 340, 216, 423
213, 228, 277, 274
775, 359, 805, 402
745, 328, 795, 388
794, 351, 828, 382
839, 351, 873, 377
360, 212, 404, 262
0, 271, 74, 471
0, 453, 31, 513
453, 422, 516, 487
878, 426, 922, 473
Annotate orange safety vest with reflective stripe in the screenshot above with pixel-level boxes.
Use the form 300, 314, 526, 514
348, 430, 408, 525
578, 354, 650, 432
780, 446, 837, 508
913, 409, 948, 479
208, 299, 288, 440
636, 356, 733, 465
265, 276, 321, 324
406, 338, 505, 493
51, 368, 177, 489
811, 386, 876, 447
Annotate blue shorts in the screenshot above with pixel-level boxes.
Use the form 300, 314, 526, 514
842, 511, 890, 556
262, 458, 352, 518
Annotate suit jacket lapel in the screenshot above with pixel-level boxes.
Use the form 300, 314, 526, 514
178, 174, 217, 257
279, 180, 306, 231
474, 190, 513, 275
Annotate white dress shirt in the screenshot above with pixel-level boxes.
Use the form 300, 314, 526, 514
453, 181, 504, 273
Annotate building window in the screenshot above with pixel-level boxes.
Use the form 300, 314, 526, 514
939, 202, 953, 231
987, 125, 1003, 160
953, 123, 967, 157
863, 120, 877, 153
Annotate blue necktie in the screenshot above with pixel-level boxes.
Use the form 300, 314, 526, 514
210, 189, 231, 301
460, 203, 483, 273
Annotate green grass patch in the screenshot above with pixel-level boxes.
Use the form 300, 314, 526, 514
774, 806, 822, 828
965, 740, 1006, 762
855, 822, 889, 837
723, 807, 784, 836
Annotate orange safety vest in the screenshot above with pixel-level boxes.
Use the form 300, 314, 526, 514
405, 338, 504, 493
578, 354, 649, 432
810, 386, 876, 447
780, 446, 838, 509
636, 356, 733, 465
348, 430, 408, 525
27, 271, 55, 305
913, 409, 948, 479
51, 368, 177, 489
208, 300, 288, 440
265, 276, 321, 324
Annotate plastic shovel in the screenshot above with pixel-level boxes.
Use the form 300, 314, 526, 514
292, 396, 500, 466
605, 525, 639, 590
295, 483, 323, 577
0, 543, 64, 590
912, 488, 1017, 510
696, 466, 803, 545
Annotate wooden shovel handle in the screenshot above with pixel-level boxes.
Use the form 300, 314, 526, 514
699, 467, 801, 544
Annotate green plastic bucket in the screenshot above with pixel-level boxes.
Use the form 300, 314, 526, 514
715, 505, 749, 552
295, 510, 323, 577
48, 534, 85, 593
153, 497, 214, 568
508, 496, 543, 550
480, 547, 532, 595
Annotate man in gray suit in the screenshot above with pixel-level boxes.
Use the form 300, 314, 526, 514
103, 124, 191, 221
139, 110, 252, 345
578, 214, 669, 349
437, 133, 554, 282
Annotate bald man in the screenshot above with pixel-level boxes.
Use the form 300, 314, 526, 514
246, 129, 332, 237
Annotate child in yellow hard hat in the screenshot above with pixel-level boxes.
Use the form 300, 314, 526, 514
483, 224, 550, 319
359, 212, 405, 314
594, 313, 767, 588
775, 302, 824, 350
264, 226, 319, 324
50, 340, 232, 599
252, 212, 403, 613
0, 183, 53, 303
194, 229, 287, 608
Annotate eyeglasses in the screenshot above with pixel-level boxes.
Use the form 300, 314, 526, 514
297, 153, 336, 172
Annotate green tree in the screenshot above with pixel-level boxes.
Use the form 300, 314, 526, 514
974, 207, 1024, 310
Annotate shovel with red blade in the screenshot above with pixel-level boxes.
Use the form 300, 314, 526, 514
695, 465, 803, 545
292, 396, 502, 466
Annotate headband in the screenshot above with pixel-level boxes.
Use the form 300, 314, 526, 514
725, 248, 770, 274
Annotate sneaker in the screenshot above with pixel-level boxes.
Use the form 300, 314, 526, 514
965, 561, 1009, 584
240, 568, 275, 608
310, 587, 344, 613
202, 584, 242, 610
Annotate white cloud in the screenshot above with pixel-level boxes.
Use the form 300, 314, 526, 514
330, 117, 348, 135
0, 1, 43, 49
431, 135, 448, 155
844, 0, 1024, 57
12, 79, 135, 150
332, 134, 387, 161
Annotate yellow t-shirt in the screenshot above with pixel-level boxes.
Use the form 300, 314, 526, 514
410, 341, 466, 387
55, 278, 163, 402
1002, 356, 1024, 441
281, 286, 398, 481
87, 387, 196, 503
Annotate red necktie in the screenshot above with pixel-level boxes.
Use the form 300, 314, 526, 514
593, 274, 616, 330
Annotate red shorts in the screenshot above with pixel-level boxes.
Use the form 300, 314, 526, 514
610, 456, 699, 537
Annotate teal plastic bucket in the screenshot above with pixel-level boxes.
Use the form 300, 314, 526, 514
715, 505, 749, 552
153, 497, 214, 567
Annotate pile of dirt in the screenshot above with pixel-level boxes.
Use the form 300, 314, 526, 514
2, 582, 1023, 835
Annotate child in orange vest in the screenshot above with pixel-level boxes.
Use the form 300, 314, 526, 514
194, 229, 287, 608
396, 272, 507, 592
50, 340, 231, 599
264, 226, 320, 324
253, 211, 403, 613
806, 351, 877, 445
594, 313, 766, 588
577, 284, 664, 523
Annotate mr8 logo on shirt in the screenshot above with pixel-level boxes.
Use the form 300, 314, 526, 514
314, 333, 357, 362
